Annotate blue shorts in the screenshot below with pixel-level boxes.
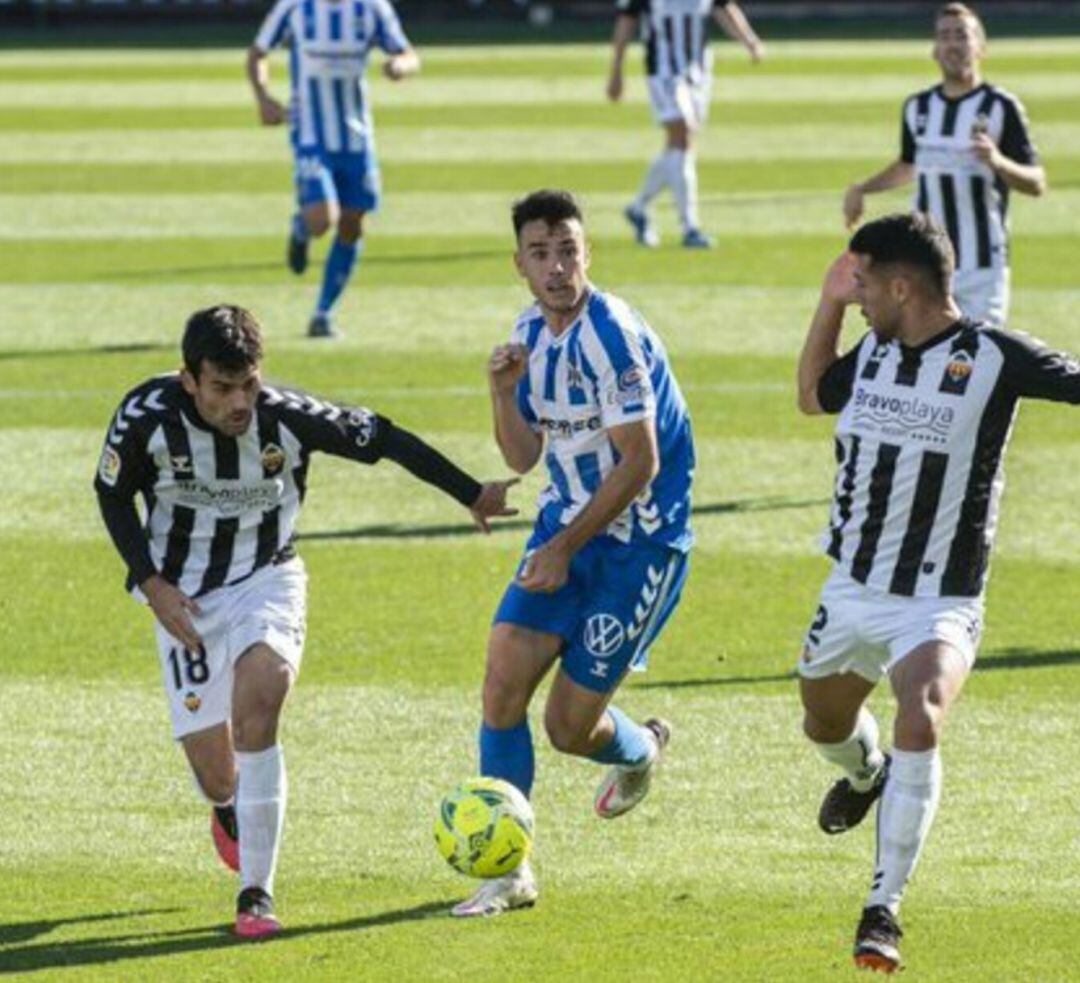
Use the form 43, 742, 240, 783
294, 148, 381, 213
494, 530, 689, 694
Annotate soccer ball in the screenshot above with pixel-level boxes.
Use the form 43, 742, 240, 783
434, 777, 534, 879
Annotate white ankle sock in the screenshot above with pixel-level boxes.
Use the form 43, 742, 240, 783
867, 747, 942, 914
236, 744, 286, 895
815, 708, 885, 792
667, 149, 699, 232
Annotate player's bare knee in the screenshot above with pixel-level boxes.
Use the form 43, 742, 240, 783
894, 698, 941, 750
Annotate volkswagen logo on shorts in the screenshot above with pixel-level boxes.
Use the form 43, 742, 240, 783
584, 613, 625, 658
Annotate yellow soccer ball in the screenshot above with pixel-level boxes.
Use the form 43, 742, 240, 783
434, 777, 534, 879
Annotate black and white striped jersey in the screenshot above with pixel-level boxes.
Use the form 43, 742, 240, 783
817, 320, 1079, 598
95, 373, 480, 599
617, 0, 732, 82
900, 83, 1039, 273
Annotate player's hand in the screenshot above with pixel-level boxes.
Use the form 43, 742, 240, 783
142, 574, 203, 651
822, 251, 859, 307
842, 183, 865, 229
470, 478, 521, 534
257, 93, 286, 126
488, 343, 529, 395
607, 72, 624, 102
972, 132, 1003, 170
518, 540, 570, 593
383, 56, 408, 81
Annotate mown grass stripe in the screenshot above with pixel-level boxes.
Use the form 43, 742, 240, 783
3, 234, 1078, 288
3, 95, 1078, 132
4, 157, 1080, 195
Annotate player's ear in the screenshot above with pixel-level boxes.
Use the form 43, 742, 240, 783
180, 367, 198, 396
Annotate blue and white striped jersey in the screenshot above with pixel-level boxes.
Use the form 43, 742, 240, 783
512, 289, 694, 552
254, 0, 410, 154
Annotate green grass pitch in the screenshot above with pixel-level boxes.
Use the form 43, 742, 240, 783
0, 34, 1078, 981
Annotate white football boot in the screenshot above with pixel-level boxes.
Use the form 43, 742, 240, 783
594, 718, 671, 819
450, 861, 538, 918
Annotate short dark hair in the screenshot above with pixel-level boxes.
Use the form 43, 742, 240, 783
511, 189, 584, 239
848, 212, 955, 298
182, 305, 264, 378
936, 3, 986, 43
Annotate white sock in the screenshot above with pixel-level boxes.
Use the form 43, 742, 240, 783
867, 747, 942, 914
236, 744, 287, 896
667, 149, 699, 233
632, 151, 670, 212
814, 708, 886, 792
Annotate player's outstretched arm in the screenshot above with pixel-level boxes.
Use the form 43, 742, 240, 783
798, 252, 859, 415
246, 46, 286, 125
518, 419, 657, 593
489, 343, 543, 474
715, 2, 765, 63
842, 160, 914, 229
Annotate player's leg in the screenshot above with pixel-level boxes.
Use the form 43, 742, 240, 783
450, 623, 560, 918
309, 151, 380, 338
667, 82, 711, 247
231, 643, 295, 938
290, 150, 338, 277
156, 618, 240, 872
952, 266, 1009, 328
798, 577, 890, 836
555, 546, 687, 818
181, 722, 240, 873
853, 594, 980, 972
626, 78, 682, 246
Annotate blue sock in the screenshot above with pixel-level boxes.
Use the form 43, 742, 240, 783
316, 237, 361, 315
589, 706, 652, 766
290, 212, 309, 243
480, 720, 535, 798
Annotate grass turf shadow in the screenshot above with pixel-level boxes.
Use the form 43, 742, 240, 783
0, 900, 451, 974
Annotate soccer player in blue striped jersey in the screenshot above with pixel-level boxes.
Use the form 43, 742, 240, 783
247, 0, 419, 339
451, 190, 695, 917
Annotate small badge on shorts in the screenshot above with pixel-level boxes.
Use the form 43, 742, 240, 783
183, 692, 202, 713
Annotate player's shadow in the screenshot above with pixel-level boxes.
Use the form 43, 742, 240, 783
0, 908, 178, 947
299, 494, 827, 543
0, 342, 172, 362
0, 900, 450, 974
636, 647, 1080, 691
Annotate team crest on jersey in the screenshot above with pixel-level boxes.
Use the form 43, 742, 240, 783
946, 352, 973, 382
971, 113, 990, 138
183, 692, 202, 713
261, 443, 286, 476
940, 350, 975, 395
98, 445, 121, 487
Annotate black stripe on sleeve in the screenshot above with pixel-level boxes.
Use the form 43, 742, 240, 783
850, 443, 900, 584
970, 175, 992, 268
889, 451, 949, 596
827, 435, 861, 561
940, 173, 962, 267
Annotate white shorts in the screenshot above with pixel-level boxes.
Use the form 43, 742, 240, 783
154, 558, 308, 739
952, 266, 1010, 328
798, 567, 984, 683
647, 74, 712, 128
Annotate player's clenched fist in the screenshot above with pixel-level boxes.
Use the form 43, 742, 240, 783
257, 93, 287, 126
488, 343, 529, 394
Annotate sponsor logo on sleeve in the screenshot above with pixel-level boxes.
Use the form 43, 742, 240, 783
98, 446, 121, 486
348, 409, 376, 447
